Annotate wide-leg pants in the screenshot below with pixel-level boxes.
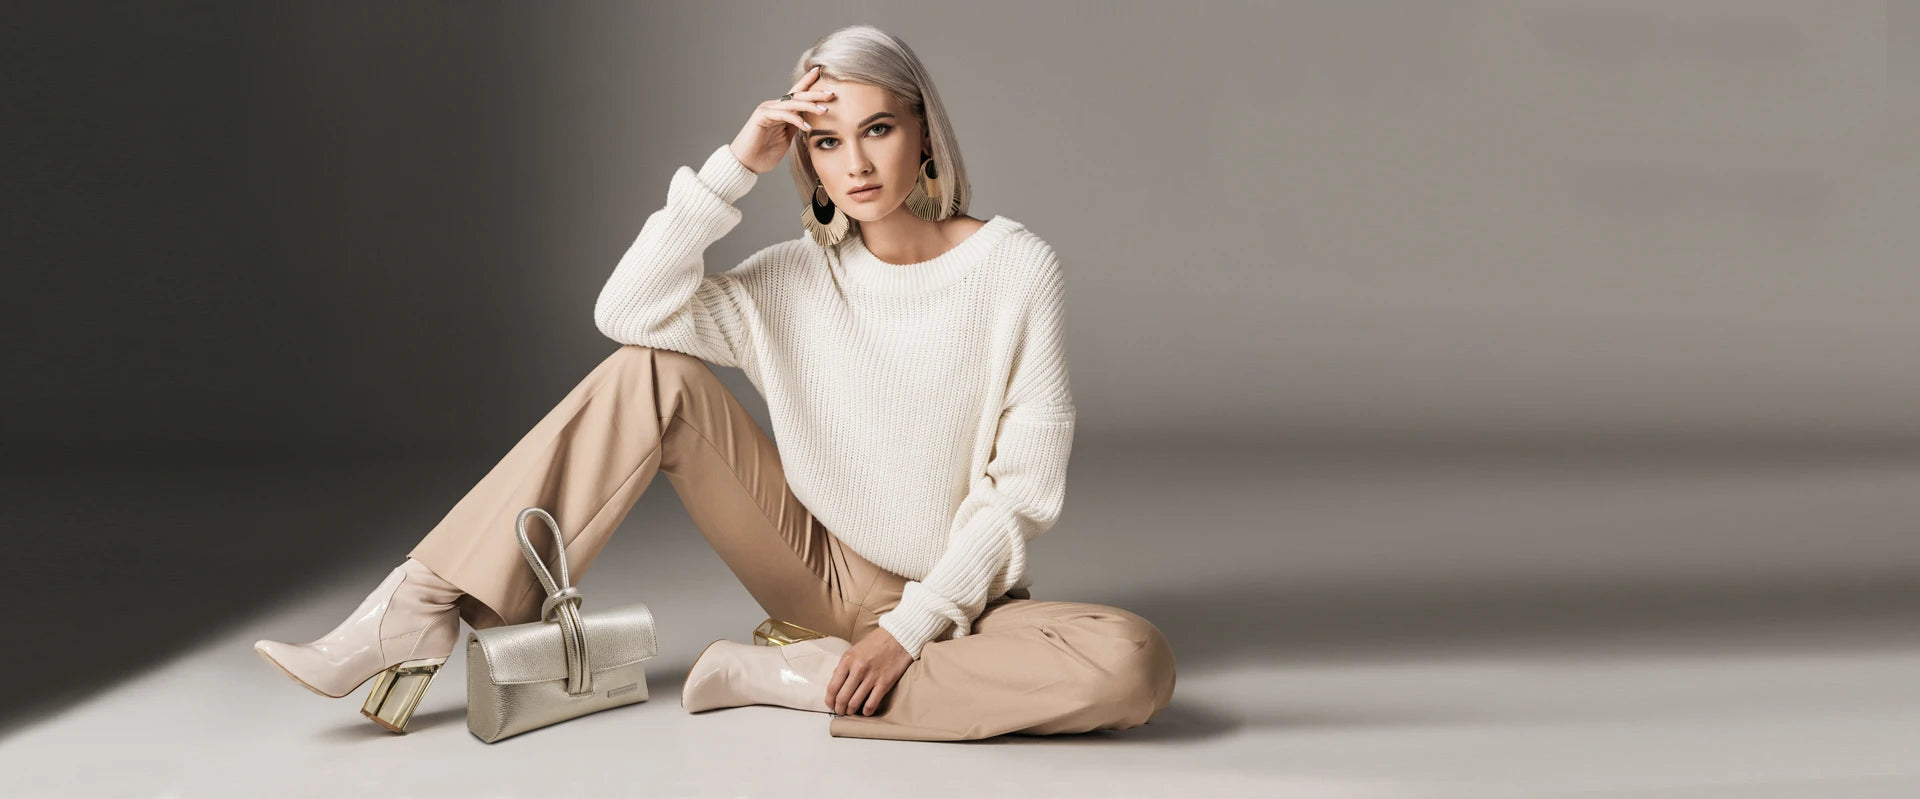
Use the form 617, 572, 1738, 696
407, 344, 1177, 741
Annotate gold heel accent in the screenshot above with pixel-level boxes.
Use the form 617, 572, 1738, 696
359, 656, 447, 733
752, 617, 827, 646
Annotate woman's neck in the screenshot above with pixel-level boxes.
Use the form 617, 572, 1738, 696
858, 210, 982, 266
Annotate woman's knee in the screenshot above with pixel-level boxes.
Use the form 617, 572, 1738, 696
603, 345, 720, 394
1059, 608, 1177, 723
1113, 613, 1177, 718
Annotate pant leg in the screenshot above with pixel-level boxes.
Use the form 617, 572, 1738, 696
406, 344, 894, 640
400, 342, 1169, 741
827, 595, 1180, 741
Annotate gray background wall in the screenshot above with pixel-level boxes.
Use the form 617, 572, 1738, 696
3, 1, 1913, 731
16, 1, 1910, 458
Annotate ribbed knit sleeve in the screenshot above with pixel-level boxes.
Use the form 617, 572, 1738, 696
593, 144, 760, 368
876, 250, 1077, 659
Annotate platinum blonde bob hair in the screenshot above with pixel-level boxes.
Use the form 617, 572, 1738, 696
786, 25, 971, 243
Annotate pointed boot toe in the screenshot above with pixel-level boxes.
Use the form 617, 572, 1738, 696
681, 638, 740, 713
254, 638, 348, 698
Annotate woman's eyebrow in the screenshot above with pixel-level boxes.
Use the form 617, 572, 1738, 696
808, 111, 896, 138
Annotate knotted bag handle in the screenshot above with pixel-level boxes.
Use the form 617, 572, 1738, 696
515, 507, 593, 695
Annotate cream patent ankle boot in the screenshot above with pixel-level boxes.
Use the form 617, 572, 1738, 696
253, 558, 464, 732
680, 636, 853, 714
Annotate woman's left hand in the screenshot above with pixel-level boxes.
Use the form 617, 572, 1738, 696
826, 628, 913, 716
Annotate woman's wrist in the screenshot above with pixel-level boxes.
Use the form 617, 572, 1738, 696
698, 143, 759, 204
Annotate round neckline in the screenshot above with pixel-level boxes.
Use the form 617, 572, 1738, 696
837, 215, 1018, 296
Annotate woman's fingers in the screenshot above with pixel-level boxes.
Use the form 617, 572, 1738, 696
731, 68, 834, 174
825, 655, 849, 709
770, 69, 832, 135
788, 65, 822, 93
756, 98, 821, 128
847, 676, 875, 717
768, 110, 810, 132
771, 100, 829, 118
833, 665, 865, 714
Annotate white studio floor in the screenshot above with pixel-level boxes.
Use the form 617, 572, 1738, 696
4, 437, 1920, 797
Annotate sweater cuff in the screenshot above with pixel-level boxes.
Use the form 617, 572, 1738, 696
696, 143, 758, 205
876, 581, 965, 660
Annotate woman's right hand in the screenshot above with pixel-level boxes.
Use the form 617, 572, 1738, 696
729, 65, 836, 176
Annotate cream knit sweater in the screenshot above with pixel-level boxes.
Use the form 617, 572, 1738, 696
592, 144, 1076, 659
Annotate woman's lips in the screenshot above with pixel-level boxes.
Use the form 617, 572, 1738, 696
849, 185, 883, 201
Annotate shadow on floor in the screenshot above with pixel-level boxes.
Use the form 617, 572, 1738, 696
7, 450, 1919, 741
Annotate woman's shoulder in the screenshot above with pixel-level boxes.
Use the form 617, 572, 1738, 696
723, 236, 827, 284
944, 214, 991, 241
982, 215, 1060, 279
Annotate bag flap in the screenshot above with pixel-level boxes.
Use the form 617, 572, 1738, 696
469, 602, 658, 685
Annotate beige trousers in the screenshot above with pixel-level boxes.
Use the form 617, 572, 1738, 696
407, 344, 1176, 741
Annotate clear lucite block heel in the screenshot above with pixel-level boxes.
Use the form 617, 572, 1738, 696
360, 655, 449, 733
752, 617, 827, 646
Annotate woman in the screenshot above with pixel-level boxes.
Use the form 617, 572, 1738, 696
252, 24, 1175, 742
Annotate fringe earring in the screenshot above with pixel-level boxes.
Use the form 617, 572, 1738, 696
800, 179, 850, 247
903, 154, 949, 221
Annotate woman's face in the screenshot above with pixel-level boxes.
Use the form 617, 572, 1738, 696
802, 78, 926, 222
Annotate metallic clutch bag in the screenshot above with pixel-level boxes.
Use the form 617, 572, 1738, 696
466, 507, 659, 743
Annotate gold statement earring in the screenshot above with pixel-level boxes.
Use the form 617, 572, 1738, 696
800, 178, 850, 247
903, 153, 949, 221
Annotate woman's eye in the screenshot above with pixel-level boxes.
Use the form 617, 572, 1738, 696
813, 124, 891, 150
